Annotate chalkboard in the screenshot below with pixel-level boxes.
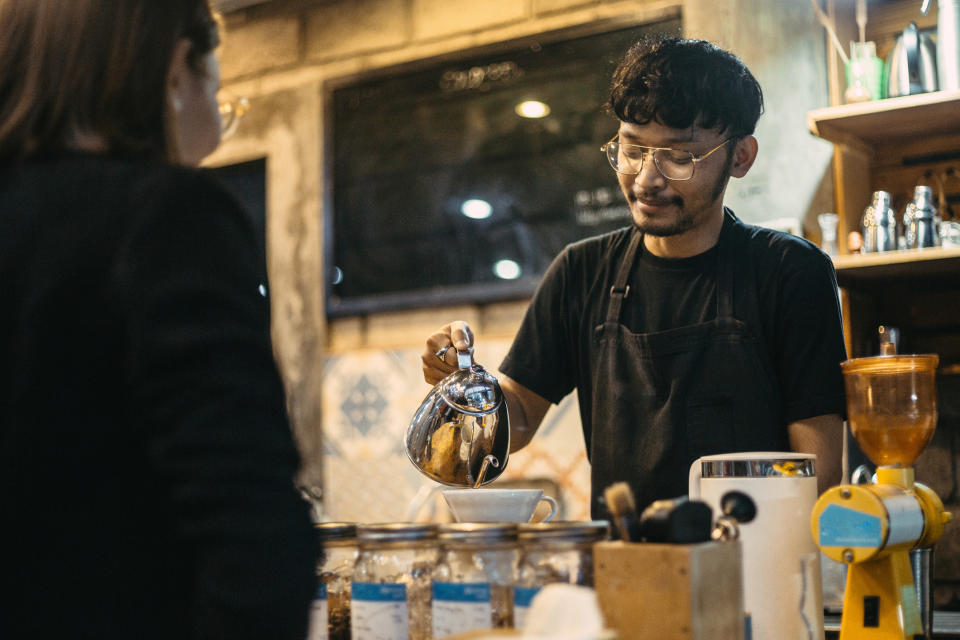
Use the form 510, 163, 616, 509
325, 18, 682, 316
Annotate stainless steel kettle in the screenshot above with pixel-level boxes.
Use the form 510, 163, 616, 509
886, 22, 938, 97
404, 348, 510, 487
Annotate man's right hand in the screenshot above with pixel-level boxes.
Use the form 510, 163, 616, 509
421, 320, 474, 385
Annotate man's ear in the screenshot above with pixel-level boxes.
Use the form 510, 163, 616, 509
166, 38, 193, 116
729, 135, 759, 178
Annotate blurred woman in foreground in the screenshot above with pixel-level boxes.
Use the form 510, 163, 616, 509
0, 1, 316, 637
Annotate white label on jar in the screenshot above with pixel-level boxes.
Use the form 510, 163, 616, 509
308, 583, 329, 640
512, 586, 539, 631
432, 582, 492, 638
351, 582, 408, 640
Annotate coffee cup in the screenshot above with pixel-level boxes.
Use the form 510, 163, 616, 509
442, 488, 558, 523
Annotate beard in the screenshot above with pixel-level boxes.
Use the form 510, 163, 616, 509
630, 152, 734, 237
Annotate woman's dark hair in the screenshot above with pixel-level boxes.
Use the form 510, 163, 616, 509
609, 36, 764, 137
0, 0, 219, 163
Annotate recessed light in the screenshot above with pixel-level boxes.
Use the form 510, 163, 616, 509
515, 100, 550, 119
493, 259, 522, 280
461, 199, 493, 219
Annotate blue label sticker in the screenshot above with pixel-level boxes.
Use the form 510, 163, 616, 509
352, 582, 406, 602
314, 582, 327, 600
818, 504, 883, 547
514, 586, 540, 608
433, 582, 491, 603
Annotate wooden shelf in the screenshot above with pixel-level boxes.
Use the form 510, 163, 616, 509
807, 90, 960, 153
833, 246, 960, 289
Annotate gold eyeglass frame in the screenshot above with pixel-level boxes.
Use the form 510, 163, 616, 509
600, 135, 735, 181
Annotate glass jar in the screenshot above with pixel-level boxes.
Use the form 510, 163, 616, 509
514, 521, 610, 629
350, 523, 437, 640
309, 523, 358, 640
432, 523, 520, 637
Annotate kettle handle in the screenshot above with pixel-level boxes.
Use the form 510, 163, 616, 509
688, 457, 703, 498
455, 346, 474, 369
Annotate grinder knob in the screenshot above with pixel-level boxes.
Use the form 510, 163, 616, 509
711, 491, 757, 541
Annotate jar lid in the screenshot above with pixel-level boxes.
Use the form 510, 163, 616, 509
315, 522, 357, 543
437, 523, 518, 543
356, 523, 437, 543
518, 520, 610, 543
841, 353, 939, 375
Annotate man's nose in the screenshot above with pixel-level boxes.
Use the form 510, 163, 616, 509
634, 151, 666, 191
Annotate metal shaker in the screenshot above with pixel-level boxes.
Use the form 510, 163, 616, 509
862, 190, 898, 252
903, 185, 940, 249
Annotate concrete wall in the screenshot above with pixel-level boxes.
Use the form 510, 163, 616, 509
205, 0, 834, 519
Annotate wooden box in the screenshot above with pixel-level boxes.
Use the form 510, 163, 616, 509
593, 540, 744, 640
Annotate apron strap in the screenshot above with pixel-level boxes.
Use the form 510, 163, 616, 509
606, 212, 737, 324
716, 211, 736, 319
605, 228, 643, 325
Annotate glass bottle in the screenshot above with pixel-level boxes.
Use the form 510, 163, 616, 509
309, 523, 358, 640
432, 523, 520, 637
514, 521, 610, 629
350, 523, 437, 640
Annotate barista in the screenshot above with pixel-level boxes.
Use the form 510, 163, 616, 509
422, 37, 846, 519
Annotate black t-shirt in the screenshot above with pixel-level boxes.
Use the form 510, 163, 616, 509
500, 209, 847, 453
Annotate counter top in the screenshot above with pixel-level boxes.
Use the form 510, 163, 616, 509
825, 611, 960, 637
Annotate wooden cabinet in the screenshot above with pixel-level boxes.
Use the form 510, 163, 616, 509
812, 6, 960, 604
811, 2, 960, 361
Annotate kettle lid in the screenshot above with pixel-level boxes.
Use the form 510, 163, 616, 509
439, 349, 504, 415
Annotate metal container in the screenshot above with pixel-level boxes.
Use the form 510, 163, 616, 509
310, 523, 358, 640
911, 547, 935, 640
885, 22, 938, 97
938, 0, 960, 91
903, 185, 940, 250
351, 523, 438, 640
405, 348, 510, 487
432, 523, 520, 636
862, 191, 898, 253
514, 521, 610, 629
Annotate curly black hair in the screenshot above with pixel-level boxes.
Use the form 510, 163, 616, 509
608, 36, 764, 137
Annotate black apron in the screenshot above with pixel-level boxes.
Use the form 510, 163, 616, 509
589, 215, 787, 519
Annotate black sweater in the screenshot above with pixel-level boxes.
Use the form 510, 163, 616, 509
0, 153, 317, 639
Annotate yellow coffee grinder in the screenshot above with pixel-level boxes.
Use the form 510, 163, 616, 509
811, 352, 951, 639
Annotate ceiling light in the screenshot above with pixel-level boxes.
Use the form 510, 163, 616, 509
493, 259, 521, 280
515, 100, 551, 119
461, 199, 493, 219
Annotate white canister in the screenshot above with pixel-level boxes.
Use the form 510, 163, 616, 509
689, 452, 824, 640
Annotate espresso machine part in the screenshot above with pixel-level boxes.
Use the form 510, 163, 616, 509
885, 21, 939, 97
405, 348, 510, 487
903, 185, 941, 250
862, 191, 898, 253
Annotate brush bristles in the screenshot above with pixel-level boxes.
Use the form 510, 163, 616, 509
604, 482, 637, 518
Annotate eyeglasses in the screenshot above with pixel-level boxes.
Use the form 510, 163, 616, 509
600, 135, 736, 181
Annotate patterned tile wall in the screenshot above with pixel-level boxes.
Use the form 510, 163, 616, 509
320, 339, 591, 523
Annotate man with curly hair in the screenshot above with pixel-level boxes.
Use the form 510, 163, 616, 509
423, 37, 846, 520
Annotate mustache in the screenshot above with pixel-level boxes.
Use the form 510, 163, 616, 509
629, 191, 683, 207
